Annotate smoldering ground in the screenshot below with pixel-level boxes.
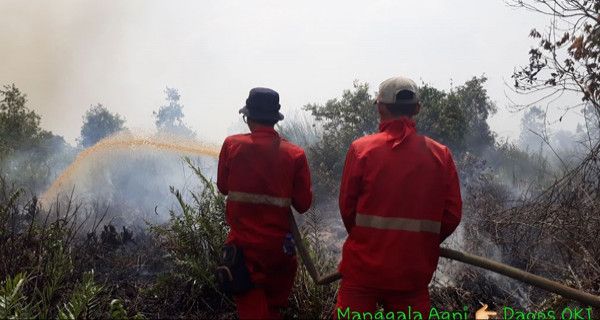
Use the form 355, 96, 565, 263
2, 84, 598, 316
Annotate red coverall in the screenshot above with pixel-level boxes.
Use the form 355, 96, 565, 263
217, 127, 312, 319
336, 117, 462, 315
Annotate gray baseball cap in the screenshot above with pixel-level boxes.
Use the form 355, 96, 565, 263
376, 76, 419, 105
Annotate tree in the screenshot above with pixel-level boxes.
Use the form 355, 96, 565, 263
303, 78, 497, 198
0, 84, 48, 155
519, 106, 547, 152
511, 0, 600, 167
153, 87, 195, 138
303, 82, 377, 195
415, 84, 464, 150
79, 104, 126, 148
0, 84, 73, 192
451, 77, 497, 151
417, 76, 496, 152
576, 103, 600, 148
509, 3, 600, 293
511, 0, 600, 114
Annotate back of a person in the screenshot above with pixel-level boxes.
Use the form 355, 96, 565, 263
336, 76, 461, 316
222, 131, 305, 249
217, 87, 312, 319
340, 127, 452, 291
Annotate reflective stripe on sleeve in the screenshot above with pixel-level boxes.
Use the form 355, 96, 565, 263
227, 191, 291, 208
355, 213, 441, 234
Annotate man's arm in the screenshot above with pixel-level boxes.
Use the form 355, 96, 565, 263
339, 144, 362, 234
291, 152, 312, 213
440, 149, 462, 242
216, 138, 230, 195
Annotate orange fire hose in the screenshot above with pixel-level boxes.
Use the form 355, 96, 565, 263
289, 212, 600, 308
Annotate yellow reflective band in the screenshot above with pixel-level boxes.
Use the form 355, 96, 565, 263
227, 191, 291, 208
355, 213, 441, 234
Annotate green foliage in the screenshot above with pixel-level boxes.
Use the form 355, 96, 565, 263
0, 84, 48, 155
303, 82, 376, 197
0, 176, 156, 319
109, 299, 129, 320
0, 244, 102, 320
36, 240, 74, 319
109, 299, 145, 320
418, 76, 496, 151
152, 157, 229, 297
79, 104, 126, 148
0, 160, 235, 318
417, 84, 467, 150
0, 84, 71, 191
453, 76, 497, 149
0, 273, 33, 319
1, 267, 120, 320
153, 87, 195, 138
305, 81, 378, 140
303, 77, 497, 197
57, 271, 102, 320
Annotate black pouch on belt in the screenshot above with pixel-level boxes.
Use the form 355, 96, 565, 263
215, 244, 254, 295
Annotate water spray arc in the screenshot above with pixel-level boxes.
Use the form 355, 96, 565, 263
40, 133, 219, 206
42, 137, 600, 307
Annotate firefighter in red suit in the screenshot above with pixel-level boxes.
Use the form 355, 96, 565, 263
336, 76, 462, 316
217, 87, 312, 319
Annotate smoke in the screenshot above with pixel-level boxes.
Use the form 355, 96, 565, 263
278, 103, 600, 308
40, 131, 218, 227
518, 105, 600, 170
1, 135, 76, 196
0, 1, 144, 142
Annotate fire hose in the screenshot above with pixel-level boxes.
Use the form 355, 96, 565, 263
288, 213, 600, 308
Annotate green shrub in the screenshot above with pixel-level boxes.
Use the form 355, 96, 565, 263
151, 157, 233, 312
109, 299, 145, 320
0, 273, 33, 319
57, 271, 102, 320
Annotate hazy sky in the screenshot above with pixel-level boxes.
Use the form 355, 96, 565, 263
1, 0, 577, 145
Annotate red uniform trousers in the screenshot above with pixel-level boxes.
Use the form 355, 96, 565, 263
335, 279, 430, 319
234, 245, 297, 320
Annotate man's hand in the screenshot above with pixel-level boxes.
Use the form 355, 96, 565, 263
475, 304, 497, 320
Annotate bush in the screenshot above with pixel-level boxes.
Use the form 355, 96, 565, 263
0, 174, 146, 319
150, 157, 234, 317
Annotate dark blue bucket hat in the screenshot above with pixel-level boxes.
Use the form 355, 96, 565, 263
239, 87, 284, 122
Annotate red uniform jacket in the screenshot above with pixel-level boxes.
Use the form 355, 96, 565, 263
217, 127, 312, 252
338, 117, 462, 291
